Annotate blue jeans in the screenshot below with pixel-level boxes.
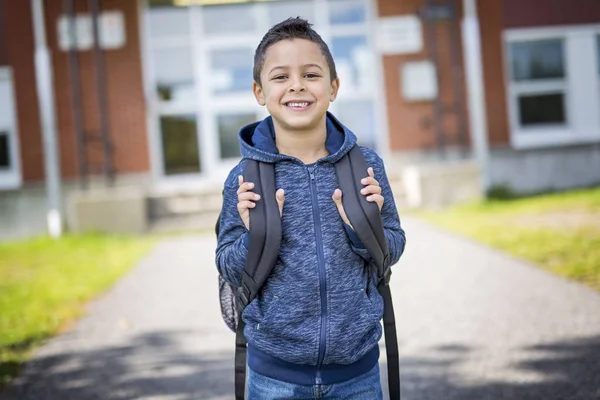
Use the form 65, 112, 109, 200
247, 363, 383, 400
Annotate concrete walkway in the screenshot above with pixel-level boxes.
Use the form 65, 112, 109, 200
3, 216, 600, 400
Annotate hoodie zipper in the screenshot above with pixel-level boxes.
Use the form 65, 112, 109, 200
308, 165, 327, 385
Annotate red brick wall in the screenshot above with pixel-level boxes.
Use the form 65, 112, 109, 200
4, 0, 149, 183
0, 0, 8, 66
4, 1, 44, 181
503, 0, 600, 28
44, 0, 149, 180
377, 0, 470, 152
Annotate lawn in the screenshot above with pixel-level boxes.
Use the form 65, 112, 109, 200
420, 186, 600, 290
0, 233, 157, 389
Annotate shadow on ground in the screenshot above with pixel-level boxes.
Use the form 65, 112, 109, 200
3, 333, 600, 399
385, 334, 600, 400
1, 330, 233, 400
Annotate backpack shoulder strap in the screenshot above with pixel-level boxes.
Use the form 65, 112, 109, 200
237, 159, 281, 310
334, 145, 401, 400
334, 145, 390, 279
234, 159, 281, 400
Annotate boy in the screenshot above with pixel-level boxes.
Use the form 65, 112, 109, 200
216, 17, 406, 399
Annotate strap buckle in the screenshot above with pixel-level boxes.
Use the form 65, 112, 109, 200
236, 283, 250, 313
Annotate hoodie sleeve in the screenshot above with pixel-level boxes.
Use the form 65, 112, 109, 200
345, 148, 406, 267
215, 164, 249, 287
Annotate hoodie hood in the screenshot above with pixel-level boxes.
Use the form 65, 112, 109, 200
238, 111, 357, 164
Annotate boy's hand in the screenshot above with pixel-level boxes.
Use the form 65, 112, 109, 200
332, 167, 384, 230
237, 175, 285, 231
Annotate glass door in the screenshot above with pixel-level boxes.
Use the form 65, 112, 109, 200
147, 5, 202, 177
145, 0, 382, 182
193, 4, 265, 172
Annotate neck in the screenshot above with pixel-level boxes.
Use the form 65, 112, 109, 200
274, 119, 328, 164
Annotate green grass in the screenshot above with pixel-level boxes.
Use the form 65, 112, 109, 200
420, 186, 600, 290
0, 233, 157, 389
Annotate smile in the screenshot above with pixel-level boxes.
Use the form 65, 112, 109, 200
285, 102, 313, 110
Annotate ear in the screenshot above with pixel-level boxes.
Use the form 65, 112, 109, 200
330, 77, 340, 102
253, 81, 266, 106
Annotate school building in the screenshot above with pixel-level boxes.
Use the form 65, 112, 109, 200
1, 0, 600, 239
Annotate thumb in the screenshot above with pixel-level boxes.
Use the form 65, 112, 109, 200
332, 189, 352, 229
276, 189, 285, 216
332, 188, 343, 205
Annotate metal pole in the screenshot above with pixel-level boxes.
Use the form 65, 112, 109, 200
31, 0, 63, 238
65, 0, 88, 189
89, 0, 114, 184
423, 0, 446, 157
461, 0, 490, 190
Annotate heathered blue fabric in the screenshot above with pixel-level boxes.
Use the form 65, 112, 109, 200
215, 111, 406, 384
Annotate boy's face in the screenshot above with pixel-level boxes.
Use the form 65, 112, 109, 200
253, 39, 339, 135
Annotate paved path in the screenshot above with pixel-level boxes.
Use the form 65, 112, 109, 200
4, 216, 600, 400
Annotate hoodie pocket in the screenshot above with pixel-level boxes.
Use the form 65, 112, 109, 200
324, 286, 384, 365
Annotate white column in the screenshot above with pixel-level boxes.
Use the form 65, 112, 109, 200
461, 0, 490, 190
31, 0, 63, 238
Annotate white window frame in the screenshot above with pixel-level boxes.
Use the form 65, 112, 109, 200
503, 24, 600, 149
0, 67, 22, 190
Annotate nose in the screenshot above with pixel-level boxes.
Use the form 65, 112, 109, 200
288, 77, 306, 92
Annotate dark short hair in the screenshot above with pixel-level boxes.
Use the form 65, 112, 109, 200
253, 17, 337, 86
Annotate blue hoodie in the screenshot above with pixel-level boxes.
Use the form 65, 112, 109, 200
215, 112, 406, 385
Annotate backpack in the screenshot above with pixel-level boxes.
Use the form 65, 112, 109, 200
216, 145, 401, 400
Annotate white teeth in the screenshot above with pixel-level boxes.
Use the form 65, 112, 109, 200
287, 102, 309, 107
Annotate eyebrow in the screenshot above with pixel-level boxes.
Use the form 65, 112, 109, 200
268, 64, 324, 75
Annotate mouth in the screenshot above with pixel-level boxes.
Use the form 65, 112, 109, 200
284, 101, 313, 111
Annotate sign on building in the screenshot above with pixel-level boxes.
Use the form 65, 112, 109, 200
376, 15, 423, 55
57, 10, 126, 51
401, 60, 438, 102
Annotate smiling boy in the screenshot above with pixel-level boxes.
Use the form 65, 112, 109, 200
215, 17, 406, 399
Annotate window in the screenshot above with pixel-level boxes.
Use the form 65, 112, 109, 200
210, 48, 254, 94
147, 7, 196, 110
505, 27, 600, 149
268, 1, 314, 27
331, 36, 373, 92
160, 115, 201, 175
148, 7, 189, 38
334, 101, 375, 149
508, 38, 567, 128
328, 0, 366, 25
202, 3, 256, 36
0, 133, 9, 169
0, 67, 21, 189
152, 45, 195, 106
218, 113, 258, 159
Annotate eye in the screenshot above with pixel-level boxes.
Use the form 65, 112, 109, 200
272, 75, 287, 81
304, 73, 320, 79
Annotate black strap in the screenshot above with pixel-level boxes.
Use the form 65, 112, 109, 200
234, 315, 247, 400
335, 146, 390, 277
335, 146, 400, 400
378, 282, 401, 400
234, 160, 281, 400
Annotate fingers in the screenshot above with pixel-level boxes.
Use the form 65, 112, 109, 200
360, 168, 379, 187
276, 189, 285, 216
332, 189, 353, 229
237, 200, 256, 212
239, 191, 260, 201
237, 176, 255, 195
238, 176, 285, 220
360, 185, 382, 196
366, 194, 384, 211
